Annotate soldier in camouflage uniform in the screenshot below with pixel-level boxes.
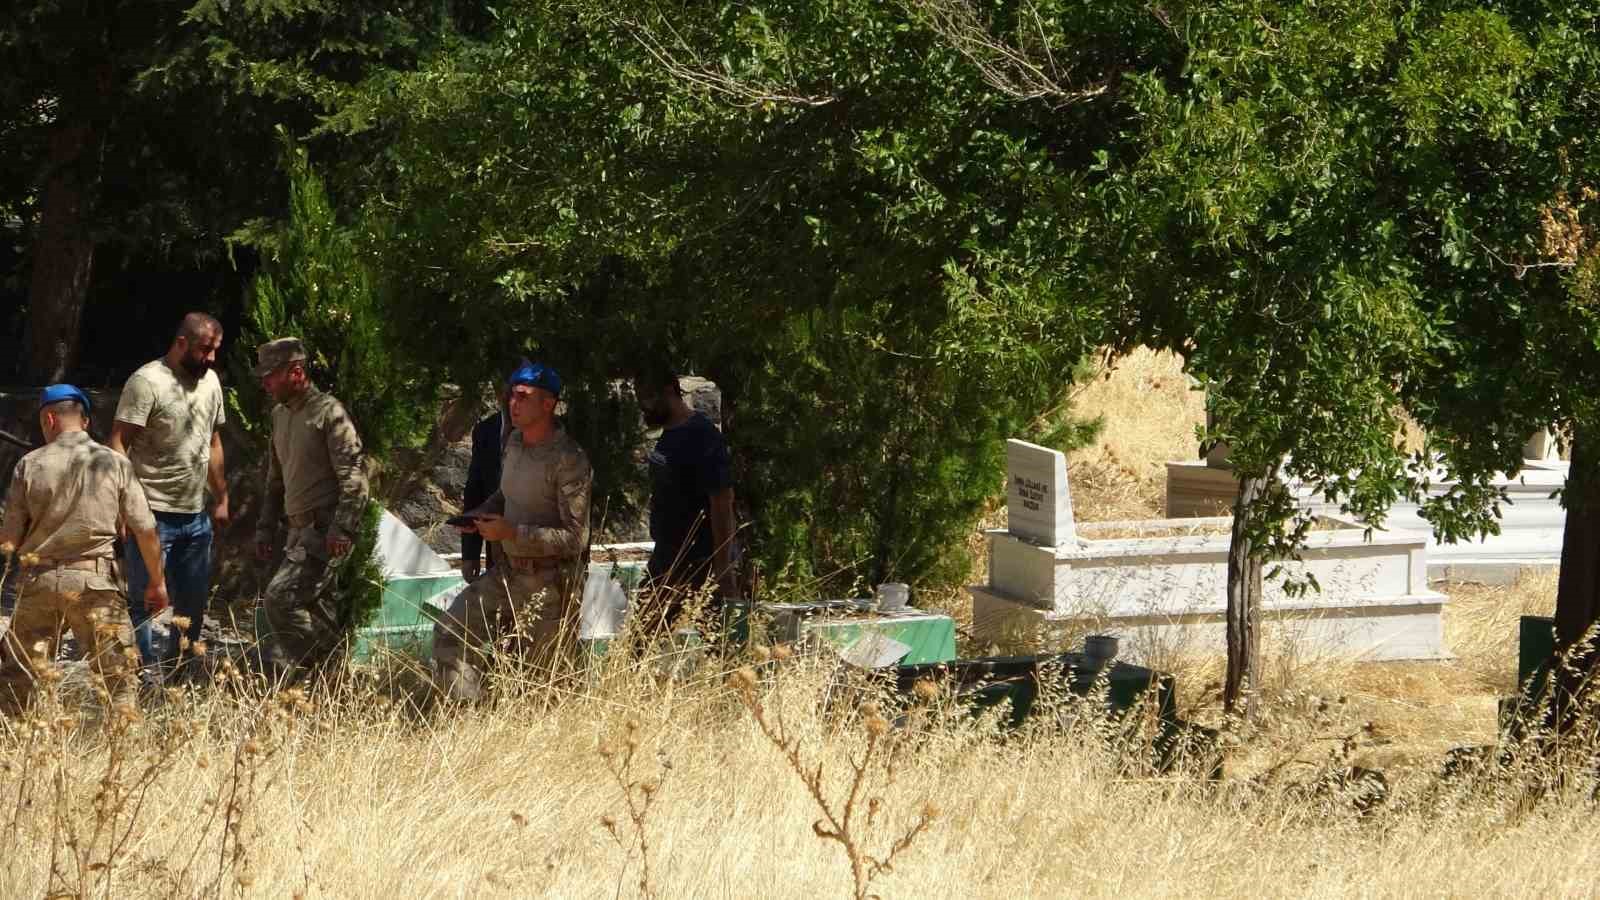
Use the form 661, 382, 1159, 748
0, 385, 171, 715
434, 362, 591, 702
252, 338, 369, 684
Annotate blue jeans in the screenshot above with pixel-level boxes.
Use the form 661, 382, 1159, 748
124, 510, 213, 669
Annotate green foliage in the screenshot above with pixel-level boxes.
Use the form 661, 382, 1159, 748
331, 499, 385, 632
320, 0, 1119, 593
1036, 0, 1432, 571
0, 0, 468, 262
1381, 3, 1600, 533
22, 0, 1600, 616
1, 0, 478, 380
735, 302, 1099, 591
1393, 10, 1531, 141
233, 134, 435, 457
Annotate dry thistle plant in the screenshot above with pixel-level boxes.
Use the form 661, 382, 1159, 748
597, 716, 668, 899
0, 653, 304, 898
0, 571, 198, 898
0, 647, 196, 899
480, 591, 597, 712
165, 681, 307, 896
728, 646, 939, 900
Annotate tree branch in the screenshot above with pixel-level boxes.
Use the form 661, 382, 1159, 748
614, 15, 836, 108
910, 0, 1111, 107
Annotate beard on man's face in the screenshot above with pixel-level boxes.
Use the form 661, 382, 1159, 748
641, 404, 670, 428
180, 354, 213, 378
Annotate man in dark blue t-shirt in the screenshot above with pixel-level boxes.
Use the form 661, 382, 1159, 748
633, 369, 739, 635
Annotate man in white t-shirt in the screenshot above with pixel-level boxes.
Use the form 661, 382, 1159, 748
110, 312, 230, 681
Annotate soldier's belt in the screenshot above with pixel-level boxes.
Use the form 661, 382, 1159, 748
503, 555, 573, 574
24, 557, 115, 575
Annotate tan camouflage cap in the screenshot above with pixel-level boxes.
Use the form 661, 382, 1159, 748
254, 337, 308, 377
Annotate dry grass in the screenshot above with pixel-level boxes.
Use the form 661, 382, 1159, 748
2, 594, 1598, 899
1444, 570, 1560, 692
1077, 520, 1235, 540
1068, 347, 1206, 522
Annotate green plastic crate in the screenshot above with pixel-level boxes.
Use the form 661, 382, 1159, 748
794, 614, 957, 666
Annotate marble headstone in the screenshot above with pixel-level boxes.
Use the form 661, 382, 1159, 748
1005, 439, 1075, 547
1524, 429, 1559, 463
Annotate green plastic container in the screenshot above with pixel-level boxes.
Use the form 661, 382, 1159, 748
252, 573, 462, 664
794, 614, 957, 666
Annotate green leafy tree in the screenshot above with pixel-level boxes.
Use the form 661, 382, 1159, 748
1127, 2, 1439, 713
0, 0, 470, 382
934, 0, 1440, 711
1067, 1, 1600, 713
235, 135, 435, 460
1381, 4, 1600, 724
318, 0, 1130, 593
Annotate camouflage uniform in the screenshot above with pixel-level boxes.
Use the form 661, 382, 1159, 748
432, 426, 591, 701
0, 431, 153, 715
255, 381, 368, 682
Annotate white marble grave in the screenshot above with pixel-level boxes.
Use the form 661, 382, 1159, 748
1165, 396, 1565, 582
972, 441, 1450, 662
1165, 456, 1566, 584
378, 510, 456, 577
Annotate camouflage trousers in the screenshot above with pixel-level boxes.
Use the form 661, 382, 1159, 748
0, 564, 136, 716
431, 564, 577, 703
260, 515, 343, 685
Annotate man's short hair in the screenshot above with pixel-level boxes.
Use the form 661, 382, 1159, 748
636, 366, 682, 397
42, 399, 85, 419
177, 312, 222, 342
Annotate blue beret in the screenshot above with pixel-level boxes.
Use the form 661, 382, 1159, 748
39, 384, 91, 416
508, 361, 562, 398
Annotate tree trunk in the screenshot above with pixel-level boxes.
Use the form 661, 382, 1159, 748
377, 385, 483, 504
1552, 429, 1600, 730
1224, 462, 1279, 717
21, 120, 101, 384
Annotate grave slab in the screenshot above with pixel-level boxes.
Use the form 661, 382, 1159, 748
975, 440, 1451, 663
1165, 459, 1567, 584
763, 604, 957, 667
